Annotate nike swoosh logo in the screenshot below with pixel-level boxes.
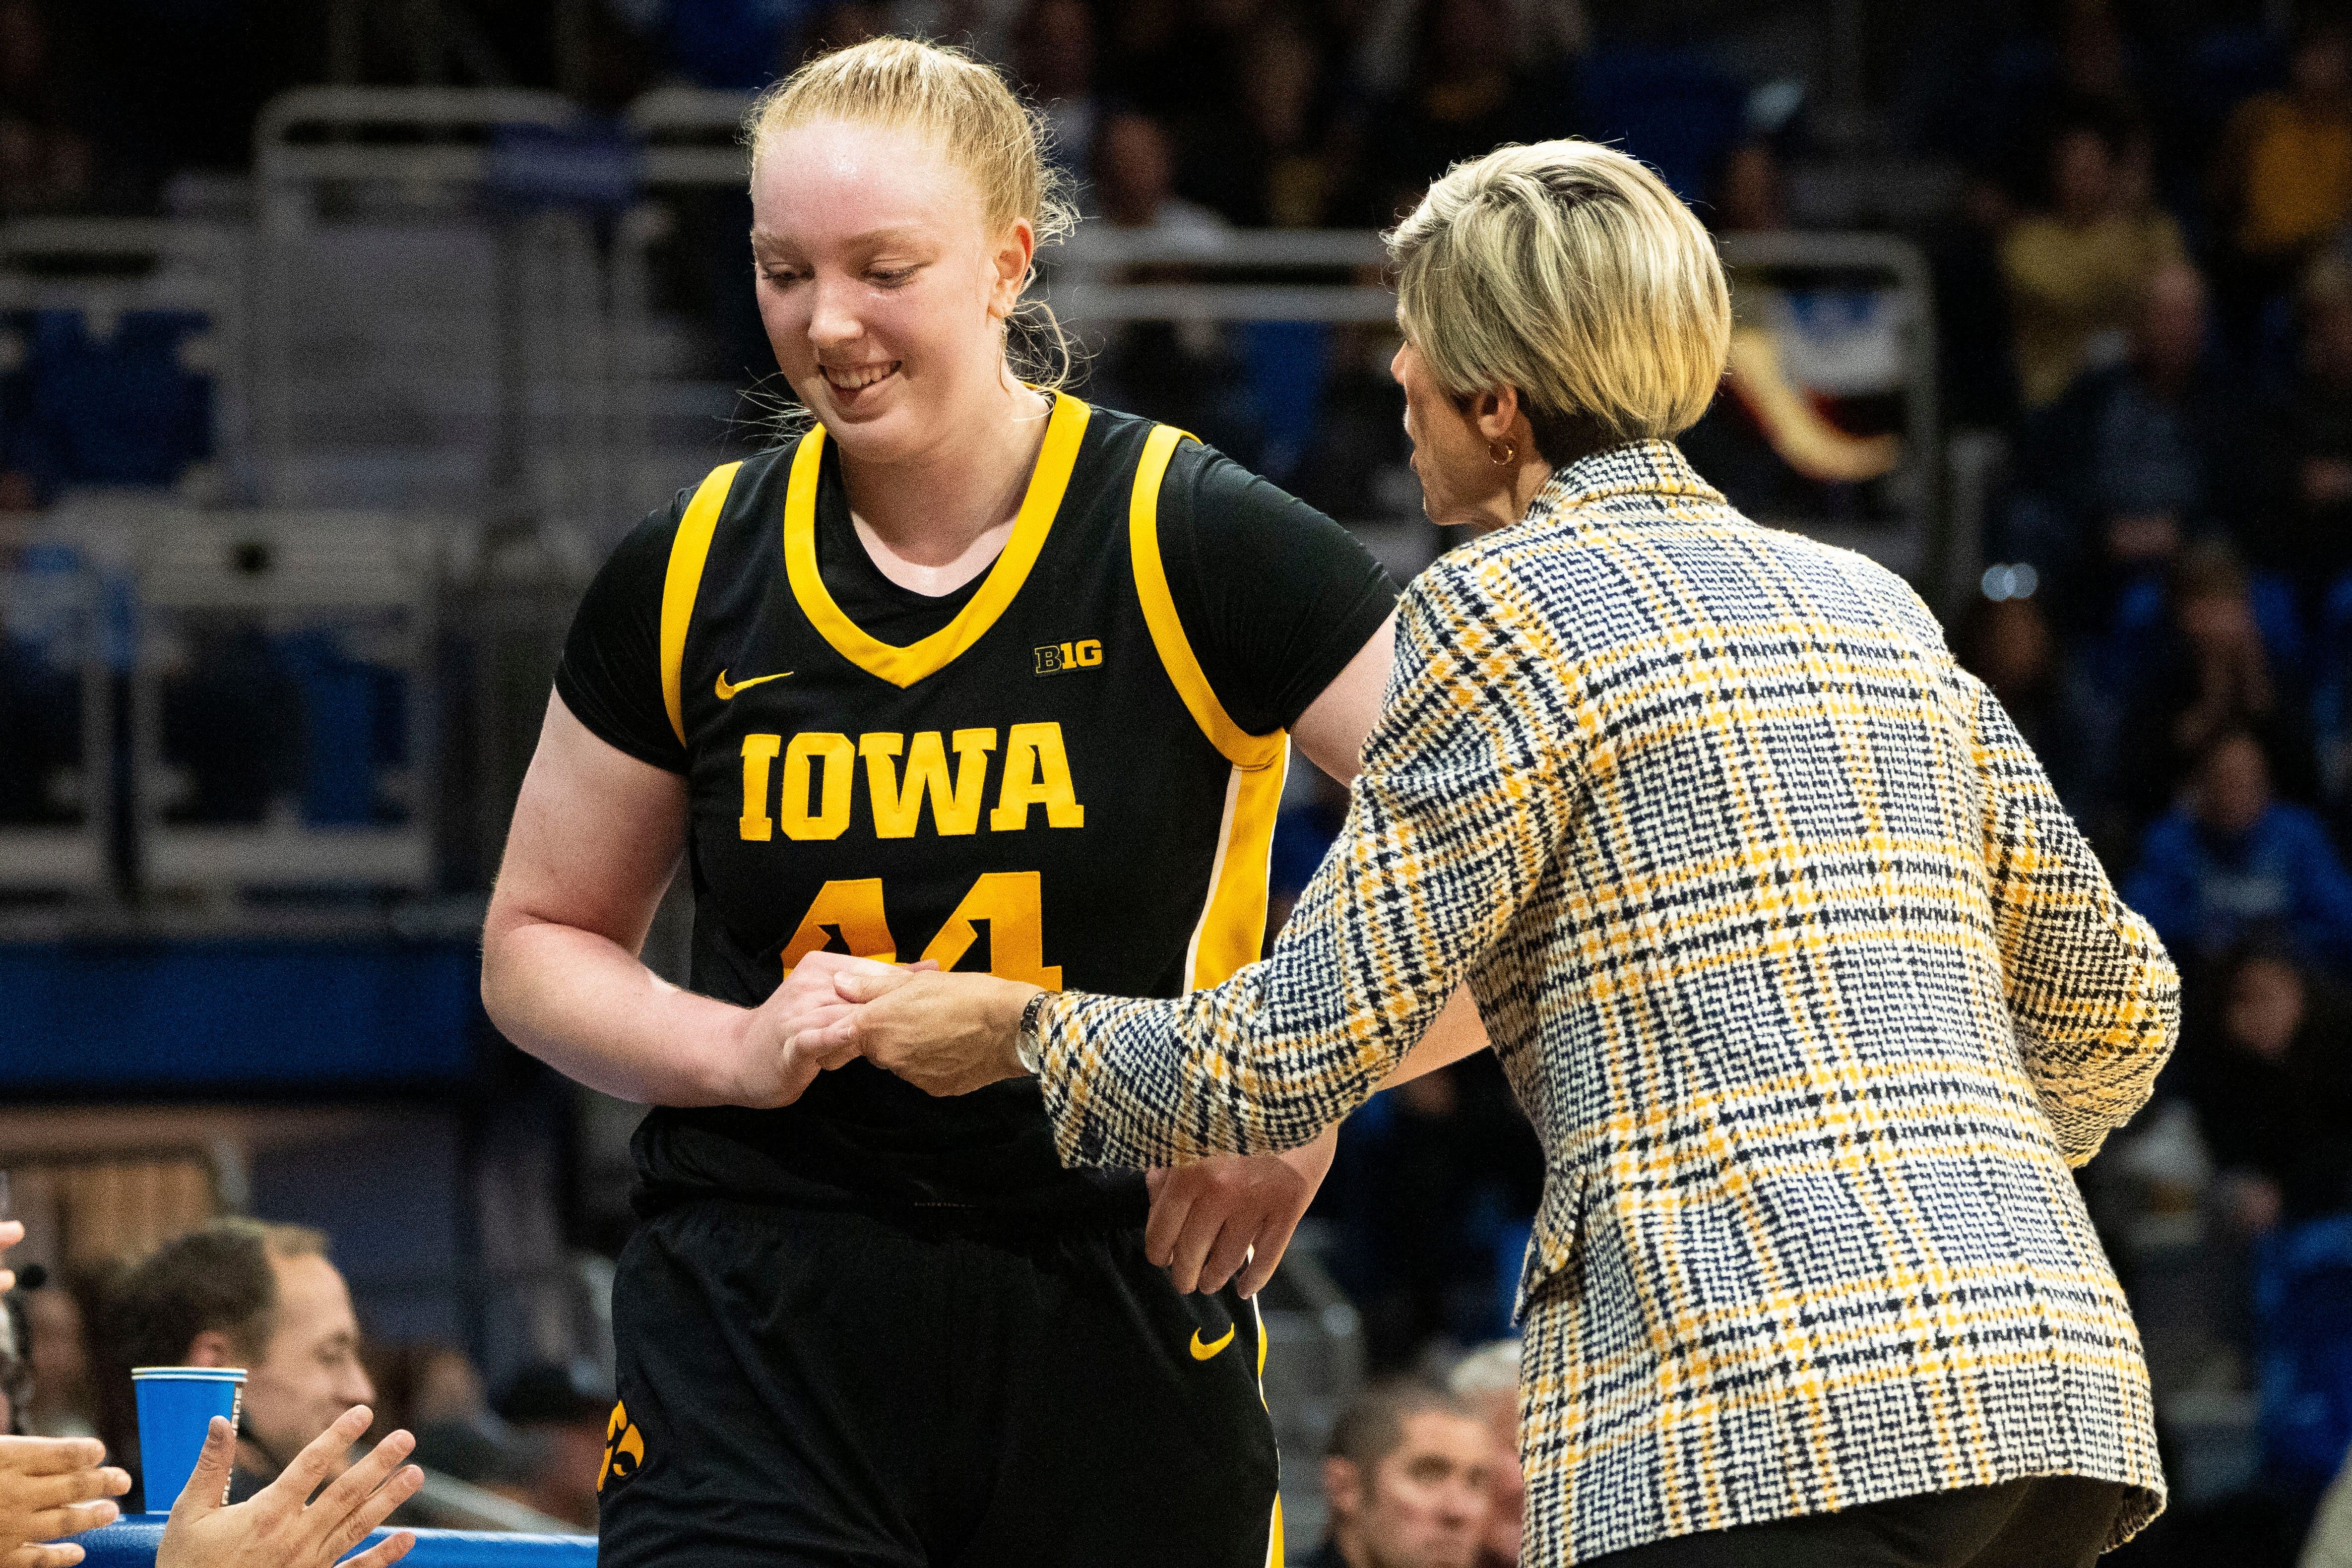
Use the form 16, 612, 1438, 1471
715, 669, 791, 699
1189, 1325, 1236, 1362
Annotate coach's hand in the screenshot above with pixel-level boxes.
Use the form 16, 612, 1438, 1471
1147, 1128, 1338, 1297
817, 968, 1037, 1098
0, 1432, 128, 1568
158, 1408, 420, 1568
747, 951, 934, 1106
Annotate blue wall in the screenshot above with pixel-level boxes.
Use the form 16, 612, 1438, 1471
0, 940, 482, 1090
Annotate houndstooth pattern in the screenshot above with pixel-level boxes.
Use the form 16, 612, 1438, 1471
1031, 440, 2177, 1564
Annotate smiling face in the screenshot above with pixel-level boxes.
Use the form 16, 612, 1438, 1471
750, 118, 1035, 464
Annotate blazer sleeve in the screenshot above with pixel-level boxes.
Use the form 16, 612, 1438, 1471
1966, 669, 2181, 1165
1029, 555, 1582, 1169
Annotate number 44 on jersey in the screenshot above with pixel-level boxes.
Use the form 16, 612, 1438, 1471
740, 721, 1085, 988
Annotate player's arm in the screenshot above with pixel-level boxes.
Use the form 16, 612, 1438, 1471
481, 693, 772, 1106
483, 496, 842, 1108
1146, 617, 1390, 1296
1149, 479, 1487, 1296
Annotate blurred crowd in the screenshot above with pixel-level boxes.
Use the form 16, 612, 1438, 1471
0, 1220, 609, 1535
9, 0, 2352, 1559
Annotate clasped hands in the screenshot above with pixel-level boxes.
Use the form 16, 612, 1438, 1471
753, 949, 1034, 1105
740, 953, 1334, 1297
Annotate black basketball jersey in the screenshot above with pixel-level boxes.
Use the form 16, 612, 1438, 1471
598, 394, 1383, 1216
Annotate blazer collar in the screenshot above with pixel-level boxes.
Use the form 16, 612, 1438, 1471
1526, 439, 1725, 523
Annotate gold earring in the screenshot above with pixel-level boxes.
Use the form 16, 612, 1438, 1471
1488, 438, 1518, 466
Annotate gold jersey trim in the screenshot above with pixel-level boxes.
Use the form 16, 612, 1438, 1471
784, 391, 1092, 689
660, 460, 745, 746
1129, 422, 1290, 989
1127, 424, 1286, 772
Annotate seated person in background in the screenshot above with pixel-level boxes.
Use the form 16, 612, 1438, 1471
362, 1340, 489, 1450
1080, 112, 1271, 468
1953, 590, 2098, 822
0, 1217, 420, 1568
2116, 541, 2313, 823
2000, 111, 2186, 412
87, 1219, 373, 1510
1, 1284, 26, 1435
492, 1363, 610, 1532
2211, 19, 2352, 348
18, 1276, 93, 1440
364, 1340, 556, 1520
2266, 254, 2352, 590
1443, 1343, 1523, 1568
1089, 110, 1226, 238
1306, 1381, 1492, 1568
2007, 262, 2244, 623
1356, 0, 1565, 225
2181, 940, 2352, 1234
2126, 730, 2352, 977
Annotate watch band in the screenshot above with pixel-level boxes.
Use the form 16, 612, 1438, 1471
1017, 989, 1052, 1074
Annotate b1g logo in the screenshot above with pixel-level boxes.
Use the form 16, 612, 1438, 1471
1034, 639, 1103, 676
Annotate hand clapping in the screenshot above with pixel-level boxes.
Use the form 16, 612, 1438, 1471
0, 1219, 132, 1568
158, 1407, 421, 1568
0, 1435, 127, 1568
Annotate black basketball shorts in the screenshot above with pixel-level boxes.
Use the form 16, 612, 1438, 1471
597, 1198, 1284, 1568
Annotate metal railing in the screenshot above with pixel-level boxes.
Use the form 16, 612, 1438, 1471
0, 88, 1959, 915
0, 217, 248, 502
0, 543, 111, 894
77, 1520, 592, 1566
1259, 1237, 1368, 1546
128, 507, 445, 895
250, 86, 621, 519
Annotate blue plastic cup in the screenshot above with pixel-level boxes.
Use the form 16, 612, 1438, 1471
131, 1367, 245, 1512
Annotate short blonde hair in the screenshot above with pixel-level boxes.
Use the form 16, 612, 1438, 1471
743, 37, 1078, 392
1388, 140, 1731, 452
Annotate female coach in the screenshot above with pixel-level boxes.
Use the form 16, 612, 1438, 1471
807, 140, 2183, 1568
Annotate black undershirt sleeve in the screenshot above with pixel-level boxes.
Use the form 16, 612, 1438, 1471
553, 492, 692, 774
1153, 441, 1400, 738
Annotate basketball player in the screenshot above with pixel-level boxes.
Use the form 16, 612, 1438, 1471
481, 38, 1482, 1568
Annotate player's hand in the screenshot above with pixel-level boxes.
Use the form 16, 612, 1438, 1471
158, 1408, 421, 1568
0, 1218, 21, 1294
1146, 1127, 1337, 1297
818, 969, 1036, 1098
741, 952, 932, 1107
0, 1434, 129, 1568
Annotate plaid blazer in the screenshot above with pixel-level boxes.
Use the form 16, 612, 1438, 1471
1031, 441, 2178, 1564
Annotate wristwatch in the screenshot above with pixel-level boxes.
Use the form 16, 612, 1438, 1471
1016, 989, 1052, 1075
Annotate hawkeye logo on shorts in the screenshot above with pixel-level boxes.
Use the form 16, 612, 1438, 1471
600, 1401, 643, 1492
1034, 639, 1102, 676
1190, 1324, 1236, 1362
